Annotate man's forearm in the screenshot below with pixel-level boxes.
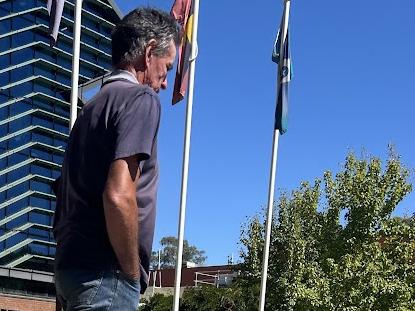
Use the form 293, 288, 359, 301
103, 195, 139, 280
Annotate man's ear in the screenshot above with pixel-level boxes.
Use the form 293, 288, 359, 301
145, 39, 157, 67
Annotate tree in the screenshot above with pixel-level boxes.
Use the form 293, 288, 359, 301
240, 151, 415, 310
151, 236, 207, 269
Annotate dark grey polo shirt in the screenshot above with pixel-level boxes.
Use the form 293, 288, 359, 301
53, 71, 160, 293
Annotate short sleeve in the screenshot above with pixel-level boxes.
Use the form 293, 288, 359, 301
112, 91, 160, 162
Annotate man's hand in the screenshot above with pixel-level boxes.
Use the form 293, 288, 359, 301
103, 156, 140, 280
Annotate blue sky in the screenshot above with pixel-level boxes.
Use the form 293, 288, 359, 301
112, 0, 415, 265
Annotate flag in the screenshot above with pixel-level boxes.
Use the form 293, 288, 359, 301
47, 0, 64, 47
272, 11, 292, 134
171, 0, 193, 105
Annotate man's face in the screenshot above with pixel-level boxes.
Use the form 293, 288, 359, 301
144, 40, 176, 93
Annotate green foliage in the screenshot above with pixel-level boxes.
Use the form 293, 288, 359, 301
140, 294, 173, 311
140, 285, 258, 311
181, 286, 236, 311
151, 236, 207, 269
240, 151, 414, 310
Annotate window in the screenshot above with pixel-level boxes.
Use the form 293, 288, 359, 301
13, 0, 35, 11
9, 100, 32, 116
34, 49, 55, 64
32, 115, 52, 128
99, 41, 111, 54
33, 132, 53, 147
12, 0, 35, 12
62, 6, 73, 20
0, 173, 6, 186
54, 123, 69, 136
31, 146, 53, 162
31, 180, 51, 194
57, 56, 71, 69
29, 226, 49, 239
0, 71, 9, 86
54, 138, 67, 149
33, 98, 53, 113
30, 196, 51, 210
8, 152, 29, 167
5, 231, 25, 248
6, 181, 29, 198
0, 141, 7, 153
11, 31, 34, 49
56, 73, 71, 86
0, 192, 6, 210
100, 25, 112, 37
54, 105, 70, 119
79, 65, 96, 79
0, 18, 11, 50
81, 33, 96, 47
11, 16, 32, 30
0, 93, 9, 107
0, 2, 11, 17
11, 49, 32, 66
29, 210, 50, 224
34, 65, 55, 80
10, 82, 33, 100
0, 18, 11, 33
9, 116, 31, 132
83, 2, 101, 18
6, 200, 29, 216
34, 82, 54, 96
98, 57, 111, 69
31, 164, 52, 177
10, 65, 33, 83
57, 40, 72, 54
34, 32, 48, 45
30, 243, 49, 255
0, 36, 10, 53
80, 49, 97, 64
0, 54, 10, 71
8, 132, 31, 150
34, 13, 48, 27
52, 153, 64, 165
83, 17, 99, 32
7, 165, 30, 182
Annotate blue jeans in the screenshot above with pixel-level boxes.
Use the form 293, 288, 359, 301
55, 268, 140, 311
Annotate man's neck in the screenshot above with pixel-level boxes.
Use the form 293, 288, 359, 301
123, 66, 145, 84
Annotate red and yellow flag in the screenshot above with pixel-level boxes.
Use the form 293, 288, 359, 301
171, 0, 193, 104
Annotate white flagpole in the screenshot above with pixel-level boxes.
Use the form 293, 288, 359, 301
172, 0, 200, 310
258, 1, 290, 310
69, 0, 83, 129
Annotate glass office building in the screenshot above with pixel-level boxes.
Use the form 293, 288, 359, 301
0, 0, 121, 273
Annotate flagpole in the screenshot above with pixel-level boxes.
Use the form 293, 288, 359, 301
69, 0, 83, 129
172, 0, 200, 310
258, 1, 290, 310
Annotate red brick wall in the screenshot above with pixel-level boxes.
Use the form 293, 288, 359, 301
149, 265, 235, 287
0, 293, 55, 311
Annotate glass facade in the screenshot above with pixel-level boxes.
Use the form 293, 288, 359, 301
0, 0, 120, 272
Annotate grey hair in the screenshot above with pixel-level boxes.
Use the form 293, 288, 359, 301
111, 7, 181, 68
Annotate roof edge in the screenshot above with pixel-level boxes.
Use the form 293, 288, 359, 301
107, 0, 123, 19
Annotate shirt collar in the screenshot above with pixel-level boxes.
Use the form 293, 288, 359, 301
104, 69, 139, 85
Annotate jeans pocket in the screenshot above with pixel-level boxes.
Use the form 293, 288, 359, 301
117, 270, 140, 290
56, 269, 104, 306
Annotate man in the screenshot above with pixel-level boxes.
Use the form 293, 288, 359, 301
53, 8, 180, 310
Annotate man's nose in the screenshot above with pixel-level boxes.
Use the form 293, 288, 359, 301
161, 78, 167, 90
